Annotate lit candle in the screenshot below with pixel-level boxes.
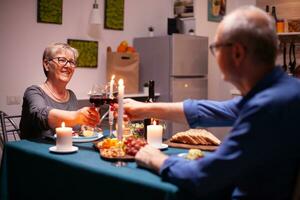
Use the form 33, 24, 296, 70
147, 120, 163, 148
55, 122, 73, 150
117, 79, 124, 141
109, 74, 115, 98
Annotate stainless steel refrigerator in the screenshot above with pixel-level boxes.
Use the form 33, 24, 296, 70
133, 34, 208, 138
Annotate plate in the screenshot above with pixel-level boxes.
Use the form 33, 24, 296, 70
98, 148, 135, 161
54, 132, 103, 143
100, 150, 135, 161
177, 152, 204, 160
49, 146, 78, 153
150, 143, 168, 150
177, 153, 188, 158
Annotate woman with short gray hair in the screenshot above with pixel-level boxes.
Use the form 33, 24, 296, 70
20, 43, 99, 139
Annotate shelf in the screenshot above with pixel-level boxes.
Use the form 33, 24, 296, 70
278, 32, 300, 43
78, 93, 160, 100
124, 92, 160, 98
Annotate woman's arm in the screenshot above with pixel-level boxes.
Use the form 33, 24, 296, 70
48, 107, 99, 128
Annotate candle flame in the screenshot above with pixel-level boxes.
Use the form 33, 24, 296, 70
111, 74, 115, 80
118, 79, 124, 86
153, 120, 157, 125
61, 122, 65, 128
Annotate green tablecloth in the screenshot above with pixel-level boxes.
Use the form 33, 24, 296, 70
0, 132, 188, 200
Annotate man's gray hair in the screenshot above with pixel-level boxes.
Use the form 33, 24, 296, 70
221, 5, 278, 66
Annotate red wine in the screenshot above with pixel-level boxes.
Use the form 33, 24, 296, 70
89, 95, 118, 107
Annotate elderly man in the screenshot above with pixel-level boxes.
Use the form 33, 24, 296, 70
122, 5, 300, 200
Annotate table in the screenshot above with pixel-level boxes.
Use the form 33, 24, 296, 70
0, 132, 188, 200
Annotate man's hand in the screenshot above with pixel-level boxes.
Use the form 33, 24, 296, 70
135, 145, 168, 172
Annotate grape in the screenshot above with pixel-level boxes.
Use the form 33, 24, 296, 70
124, 136, 147, 156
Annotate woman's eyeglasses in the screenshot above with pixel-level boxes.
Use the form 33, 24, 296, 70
49, 57, 77, 68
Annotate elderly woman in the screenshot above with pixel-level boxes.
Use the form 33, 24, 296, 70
20, 43, 99, 139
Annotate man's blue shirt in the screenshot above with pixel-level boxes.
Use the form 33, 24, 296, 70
160, 67, 300, 199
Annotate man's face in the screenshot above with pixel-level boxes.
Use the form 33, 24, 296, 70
214, 25, 235, 82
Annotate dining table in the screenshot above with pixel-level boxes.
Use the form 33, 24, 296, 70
0, 130, 192, 200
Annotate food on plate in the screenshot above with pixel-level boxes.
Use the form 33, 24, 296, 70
123, 136, 147, 156
96, 135, 147, 158
128, 123, 144, 136
170, 129, 221, 145
82, 130, 94, 137
185, 149, 204, 160
96, 138, 119, 149
80, 125, 101, 137
72, 132, 79, 137
100, 147, 125, 158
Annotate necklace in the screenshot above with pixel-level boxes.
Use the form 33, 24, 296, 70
44, 82, 69, 102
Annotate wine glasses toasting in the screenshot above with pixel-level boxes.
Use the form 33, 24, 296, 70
89, 84, 118, 107
88, 79, 118, 137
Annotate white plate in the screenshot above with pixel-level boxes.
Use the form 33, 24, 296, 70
49, 146, 78, 153
54, 132, 104, 143
150, 143, 168, 150
177, 153, 187, 158
72, 132, 104, 143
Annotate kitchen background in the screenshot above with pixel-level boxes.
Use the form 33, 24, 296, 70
1, 0, 299, 140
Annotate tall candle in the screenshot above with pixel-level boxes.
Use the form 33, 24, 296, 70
55, 122, 73, 150
109, 74, 115, 98
117, 79, 124, 140
147, 121, 163, 148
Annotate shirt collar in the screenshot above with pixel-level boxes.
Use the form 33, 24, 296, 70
237, 66, 285, 109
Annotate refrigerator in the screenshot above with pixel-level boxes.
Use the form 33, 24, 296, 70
133, 34, 208, 138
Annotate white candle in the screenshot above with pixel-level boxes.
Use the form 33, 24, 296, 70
55, 122, 73, 150
147, 121, 163, 148
109, 74, 115, 98
117, 79, 124, 141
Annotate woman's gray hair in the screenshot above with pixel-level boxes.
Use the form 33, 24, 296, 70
220, 5, 278, 66
42, 43, 79, 77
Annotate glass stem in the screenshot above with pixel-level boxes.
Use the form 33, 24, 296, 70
109, 108, 114, 137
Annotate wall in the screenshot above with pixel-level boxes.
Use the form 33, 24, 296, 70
0, 0, 173, 115
194, 0, 256, 140
256, 0, 300, 73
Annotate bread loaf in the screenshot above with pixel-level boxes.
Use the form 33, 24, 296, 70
170, 129, 221, 145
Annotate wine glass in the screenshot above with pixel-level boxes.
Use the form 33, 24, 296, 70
107, 82, 118, 138
88, 83, 118, 136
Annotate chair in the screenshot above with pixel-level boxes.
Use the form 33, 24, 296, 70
293, 168, 300, 200
0, 111, 21, 144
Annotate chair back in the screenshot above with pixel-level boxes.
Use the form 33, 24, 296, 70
0, 111, 21, 144
293, 167, 300, 200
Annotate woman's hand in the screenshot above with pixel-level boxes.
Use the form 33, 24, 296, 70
76, 107, 100, 127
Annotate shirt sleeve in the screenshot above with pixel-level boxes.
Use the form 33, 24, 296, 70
183, 97, 241, 128
159, 101, 282, 198
23, 86, 52, 130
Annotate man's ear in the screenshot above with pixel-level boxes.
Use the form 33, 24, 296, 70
232, 43, 245, 66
